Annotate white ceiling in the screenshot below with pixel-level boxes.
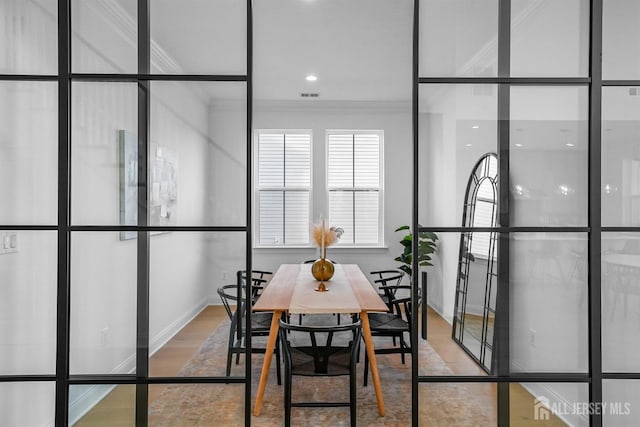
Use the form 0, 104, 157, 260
114, 0, 414, 102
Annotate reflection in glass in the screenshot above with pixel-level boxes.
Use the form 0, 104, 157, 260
602, 233, 640, 372
602, 87, 640, 227
418, 84, 498, 227
71, 82, 138, 226
71, 0, 137, 73
69, 384, 135, 425
150, 0, 246, 74
0, 81, 58, 225
510, 233, 588, 373
70, 232, 137, 375
0, 382, 55, 427
150, 82, 246, 227
603, 0, 640, 79
510, 86, 588, 226
0, 0, 57, 74
453, 154, 498, 373
513, 383, 588, 426
0, 231, 57, 375
603, 380, 639, 426
510, 0, 589, 77
149, 232, 245, 377
419, 0, 498, 77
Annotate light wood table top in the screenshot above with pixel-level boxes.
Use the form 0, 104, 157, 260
252, 263, 388, 417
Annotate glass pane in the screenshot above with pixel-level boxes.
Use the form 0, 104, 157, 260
0, 0, 57, 74
150, 0, 246, 74
419, 383, 496, 425
150, 82, 246, 227
0, 81, 57, 225
603, 380, 638, 426
513, 383, 588, 426
603, 0, 640, 80
70, 232, 137, 375
419, 0, 499, 77
254, 0, 412, 101
71, 82, 138, 226
510, 86, 588, 226
149, 384, 244, 425
602, 87, 640, 227
0, 382, 55, 427
419, 84, 498, 227
511, 233, 588, 373
149, 232, 245, 378
71, 0, 137, 73
602, 232, 640, 372
284, 191, 309, 244
0, 231, 57, 375
510, 0, 589, 77
420, 232, 497, 376
70, 384, 135, 426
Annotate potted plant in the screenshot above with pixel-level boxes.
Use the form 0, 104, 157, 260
394, 225, 438, 277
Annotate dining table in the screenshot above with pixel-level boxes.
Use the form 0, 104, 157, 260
252, 263, 389, 417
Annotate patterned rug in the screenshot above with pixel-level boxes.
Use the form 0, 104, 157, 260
148, 315, 495, 426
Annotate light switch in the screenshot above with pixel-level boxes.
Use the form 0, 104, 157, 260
3, 234, 9, 249
9, 233, 17, 249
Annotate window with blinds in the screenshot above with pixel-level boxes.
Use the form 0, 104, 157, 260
327, 131, 382, 245
257, 131, 311, 245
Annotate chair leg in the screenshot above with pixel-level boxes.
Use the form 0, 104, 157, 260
363, 349, 369, 387
275, 339, 282, 385
350, 359, 357, 427
284, 367, 292, 427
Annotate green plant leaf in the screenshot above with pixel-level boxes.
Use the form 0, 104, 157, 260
395, 225, 410, 232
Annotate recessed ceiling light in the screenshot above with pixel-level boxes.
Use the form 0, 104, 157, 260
465, 143, 473, 147
472, 125, 479, 129
566, 143, 575, 147
515, 143, 523, 147
305, 74, 318, 82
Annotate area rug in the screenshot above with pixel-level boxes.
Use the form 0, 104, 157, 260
148, 316, 495, 426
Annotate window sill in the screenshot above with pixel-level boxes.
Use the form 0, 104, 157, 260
253, 245, 389, 251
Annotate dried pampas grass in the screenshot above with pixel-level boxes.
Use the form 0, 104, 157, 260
312, 222, 342, 248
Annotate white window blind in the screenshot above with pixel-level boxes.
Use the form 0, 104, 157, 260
327, 132, 382, 245
257, 132, 311, 245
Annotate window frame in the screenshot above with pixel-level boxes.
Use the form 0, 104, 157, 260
254, 129, 313, 247
325, 129, 385, 247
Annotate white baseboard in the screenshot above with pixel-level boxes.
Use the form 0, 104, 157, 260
511, 360, 587, 427
68, 297, 209, 426
150, 299, 208, 357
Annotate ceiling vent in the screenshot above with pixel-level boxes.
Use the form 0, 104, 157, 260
300, 92, 320, 98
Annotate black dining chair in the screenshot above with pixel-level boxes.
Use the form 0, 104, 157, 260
363, 284, 417, 386
217, 284, 281, 384
369, 269, 405, 315
278, 319, 362, 427
238, 269, 272, 303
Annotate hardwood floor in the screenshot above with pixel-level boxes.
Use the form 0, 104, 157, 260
75, 305, 566, 426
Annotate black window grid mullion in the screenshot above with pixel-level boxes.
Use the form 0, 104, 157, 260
589, 0, 604, 426
411, 1, 420, 425
135, 0, 151, 425
55, 0, 71, 425
245, 3, 254, 423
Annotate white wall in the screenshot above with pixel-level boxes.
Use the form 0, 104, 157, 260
245, 101, 413, 276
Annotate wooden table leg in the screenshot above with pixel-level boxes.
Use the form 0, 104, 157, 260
360, 311, 385, 417
253, 310, 282, 416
